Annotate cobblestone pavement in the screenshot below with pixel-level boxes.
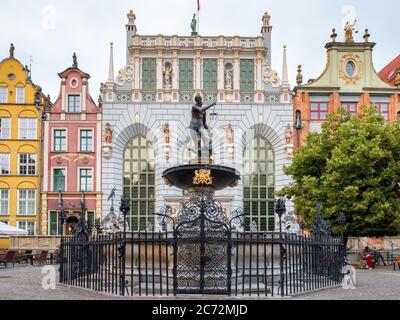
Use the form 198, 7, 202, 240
0, 265, 399, 300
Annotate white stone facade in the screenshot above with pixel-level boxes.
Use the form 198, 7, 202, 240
101, 10, 295, 231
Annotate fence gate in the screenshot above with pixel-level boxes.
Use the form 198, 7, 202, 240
173, 195, 232, 295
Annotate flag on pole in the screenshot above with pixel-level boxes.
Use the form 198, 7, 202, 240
197, 0, 200, 11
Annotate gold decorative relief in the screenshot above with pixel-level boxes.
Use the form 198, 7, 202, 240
193, 169, 213, 185
339, 52, 362, 85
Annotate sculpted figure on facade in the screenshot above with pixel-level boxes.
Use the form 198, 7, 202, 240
395, 68, 400, 87
162, 123, 170, 144
344, 20, 357, 42
263, 60, 280, 86
226, 124, 234, 145
163, 64, 173, 89
225, 66, 233, 90
116, 59, 135, 86
104, 123, 113, 145
285, 124, 293, 145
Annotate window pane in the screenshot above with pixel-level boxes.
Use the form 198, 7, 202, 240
16, 88, 25, 104
0, 118, 10, 139
0, 154, 10, 175
0, 189, 9, 215
19, 118, 37, 140
0, 87, 8, 103
68, 95, 81, 113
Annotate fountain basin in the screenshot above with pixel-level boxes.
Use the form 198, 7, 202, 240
163, 164, 240, 192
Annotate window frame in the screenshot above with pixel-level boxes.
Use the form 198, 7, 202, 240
17, 220, 36, 236
0, 154, 10, 175
0, 189, 9, 216
18, 154, 36, 176
79, 168, 93, 192
179, 59, 194, 91
240, 59, 255, 93
203, 58, 218, 92
67, 94, 81, 113
18, 118, 37, 140
53, 128, 67, 152
79, 129, 94, 153
17, 189, 36, 216
341, 102, 358, 114
310, 102, 329, 121
16, 87, 25, 104
52, 168, 66, 192
0, 118, 11, 139
142, 58, 157, 91
0, 87, 8, 103
374, 102, 390, 121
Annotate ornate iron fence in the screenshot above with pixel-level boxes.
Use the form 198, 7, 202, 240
59, 229, 346, 297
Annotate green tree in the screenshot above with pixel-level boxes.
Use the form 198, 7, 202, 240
279, 106, 400, 237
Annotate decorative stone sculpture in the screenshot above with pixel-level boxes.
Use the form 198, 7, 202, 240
163, 64, 173, 89
263, 60, 280, 86
285, 124, 294, 160
226, 124, 234, 145
395, 68, 400, 87
191, 14, 198, 36
72, 52, 78, 68
296, 65, 303, 86
344, 20, 357, 42
104, 123, 113, 144
224, 66, 233, 90
116, 59, 135, 86
162, 123, 170, 161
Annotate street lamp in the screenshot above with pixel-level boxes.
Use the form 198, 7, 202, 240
118, 196, 131, 296
57, 189, 66, 236
275, 198, 286, 297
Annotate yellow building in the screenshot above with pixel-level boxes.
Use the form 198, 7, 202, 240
0, 44, 47, 236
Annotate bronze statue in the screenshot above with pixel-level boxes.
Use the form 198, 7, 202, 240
9, 43, 15, 58
190, 95, 216, 162
191, 14, 198, 35
72, 52, 78, 68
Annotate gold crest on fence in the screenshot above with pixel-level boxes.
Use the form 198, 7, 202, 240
193, 169, 213, 185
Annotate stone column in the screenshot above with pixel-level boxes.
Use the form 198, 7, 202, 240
218, 51, 225, 102
156, 50, 164, 102
194, 51, 202, 92
233, 51, 240, 102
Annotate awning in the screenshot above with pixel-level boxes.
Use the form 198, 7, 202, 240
0, 222, 29, 236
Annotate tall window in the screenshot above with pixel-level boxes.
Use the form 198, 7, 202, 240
123, 136, 155, 231
179, 59, 194, 91
0, 87, 7, 103
240, 59, 254, 92
80, 130, 93, 152
19, 118, 37, 139
0, 154, 10, 175
18, 189, 36, 216
341, 102, 357, 114
203, 59, 217, 91
53, 169, 66, 192
80, 169, 93, 192
142, 58, 156, 90
243, 136, 275, 231
375, 102, 389, 121
310, 102, 328, 121
68, 95, 81, 113
53, 129, 66, 152
19, 154, 36, 175
0, 118, 10, 139
49, 211, 60, 236
0, 189, 9, 215
17, 221, 35, 235
16, 87, 25, 104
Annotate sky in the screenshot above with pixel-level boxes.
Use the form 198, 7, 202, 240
1, 0, 399, 100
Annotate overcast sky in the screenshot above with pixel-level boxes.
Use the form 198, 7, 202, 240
1, 0, 399, 100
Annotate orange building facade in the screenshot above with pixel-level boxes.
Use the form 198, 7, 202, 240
293, 28, 400, 148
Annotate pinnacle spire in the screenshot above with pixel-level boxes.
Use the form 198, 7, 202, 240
282, 45, 290, 90
107, 42, 114, 83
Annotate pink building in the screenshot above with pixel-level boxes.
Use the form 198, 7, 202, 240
41, 55, 102, 235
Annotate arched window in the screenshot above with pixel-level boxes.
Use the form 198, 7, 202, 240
243, 136, 275, 231
123, 136, 155, 231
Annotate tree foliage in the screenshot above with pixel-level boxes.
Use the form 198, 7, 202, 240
279, 106, 400, 237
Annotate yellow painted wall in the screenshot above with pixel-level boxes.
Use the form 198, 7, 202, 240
0, 237, 10, 250
0, 56, 43, 234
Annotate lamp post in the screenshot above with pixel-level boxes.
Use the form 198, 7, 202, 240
119, 196, 130, 296
337, 211, 347, 261
57, 189, 66, 236
275, 198, 286, 297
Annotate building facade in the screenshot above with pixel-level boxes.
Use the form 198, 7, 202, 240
41, 55, 102, 236
294, 27, 400, 147
101, 10, 295, 232
0, 45, 48, 235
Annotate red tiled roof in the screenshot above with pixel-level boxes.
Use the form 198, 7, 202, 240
379, 55, 400, 85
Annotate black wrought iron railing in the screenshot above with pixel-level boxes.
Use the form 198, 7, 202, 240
59, 230, 346, 297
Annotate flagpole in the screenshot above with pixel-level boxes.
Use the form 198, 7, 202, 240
197, 0, 200, 34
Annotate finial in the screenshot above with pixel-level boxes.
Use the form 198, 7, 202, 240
9, 43, 15, 58
72, 52, 78, 68
363, 29, 370, 42
283, 44, 287, 49
330, 28, 337, 42
296, 65, 303, 86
